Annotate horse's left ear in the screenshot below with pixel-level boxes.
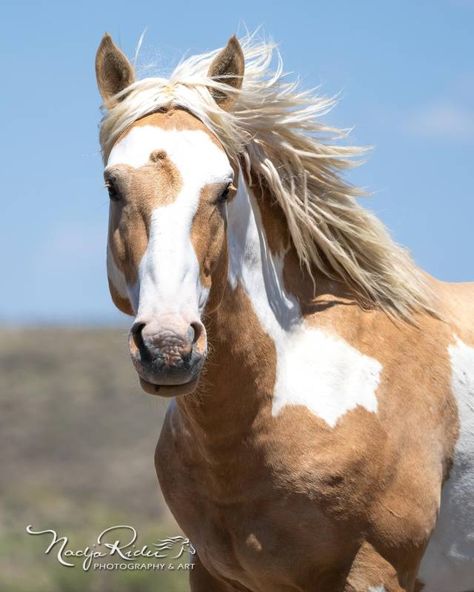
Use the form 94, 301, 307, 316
207, 36, 244, 109
95, 33, 135, 106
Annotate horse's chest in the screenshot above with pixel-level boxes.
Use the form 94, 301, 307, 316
157, 411, 384, 589
168, 477, 357, 591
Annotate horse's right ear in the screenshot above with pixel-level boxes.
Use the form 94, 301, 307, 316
95, 33, 135, 106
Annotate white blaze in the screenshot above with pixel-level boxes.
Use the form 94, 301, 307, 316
107, 126, 233, 318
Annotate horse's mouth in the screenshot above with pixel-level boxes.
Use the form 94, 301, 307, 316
132, 354, 205, 397
138, 375, 200, 397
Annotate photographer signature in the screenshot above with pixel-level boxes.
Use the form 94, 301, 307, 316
26, 524, 196, 571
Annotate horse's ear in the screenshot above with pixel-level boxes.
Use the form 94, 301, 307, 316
207, 36, 244, 109
95, 33, 135, 106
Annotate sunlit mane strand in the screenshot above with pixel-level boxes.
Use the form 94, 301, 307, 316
99, 35, 437, 320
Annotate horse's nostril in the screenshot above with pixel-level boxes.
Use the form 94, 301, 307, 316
190, 322, 202, 345
131, 321, 146, 350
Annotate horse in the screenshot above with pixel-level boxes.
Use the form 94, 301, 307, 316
94, 33, 474, 592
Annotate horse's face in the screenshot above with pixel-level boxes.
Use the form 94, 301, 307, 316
96, 35, 244, 396
105, 111, 235, 395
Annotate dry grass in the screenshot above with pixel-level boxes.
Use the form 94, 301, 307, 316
0, 326, 188, 591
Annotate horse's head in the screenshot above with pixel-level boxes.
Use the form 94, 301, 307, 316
95, 34, 244, 396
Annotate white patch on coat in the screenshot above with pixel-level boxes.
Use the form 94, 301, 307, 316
107, 126, 233, 319
227, 177, 382, 428
272, 326, 381, 427
368, 587, 386, 592
418, 336, 474, 592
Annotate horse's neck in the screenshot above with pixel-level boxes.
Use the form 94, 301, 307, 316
175, 172, 315, 446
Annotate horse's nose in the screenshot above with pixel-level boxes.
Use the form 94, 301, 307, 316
128, 316, 206, 389
131, 319, 201, 366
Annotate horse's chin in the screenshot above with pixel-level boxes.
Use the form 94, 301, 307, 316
138, 376, 200, 398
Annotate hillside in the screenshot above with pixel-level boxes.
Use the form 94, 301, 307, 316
0, 327, 188, 591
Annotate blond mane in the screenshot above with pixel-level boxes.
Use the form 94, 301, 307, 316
99, 35, 436, 319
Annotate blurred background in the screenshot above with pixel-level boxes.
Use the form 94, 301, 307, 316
0, 0, 472, 590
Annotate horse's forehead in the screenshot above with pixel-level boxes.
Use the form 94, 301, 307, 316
105, 110, 232, 297
107, 110, 231, 179
127, 109, 222, 141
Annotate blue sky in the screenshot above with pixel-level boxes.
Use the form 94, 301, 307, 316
1, 0, 473, 323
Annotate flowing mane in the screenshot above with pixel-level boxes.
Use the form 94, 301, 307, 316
99, 35, 436, 319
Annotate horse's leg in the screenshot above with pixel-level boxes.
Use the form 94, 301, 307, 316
189, 553, 240, 592
344, 542, 417, 592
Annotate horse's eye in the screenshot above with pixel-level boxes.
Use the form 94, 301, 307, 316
216, 182, 233, 205
106, 181, 120, 202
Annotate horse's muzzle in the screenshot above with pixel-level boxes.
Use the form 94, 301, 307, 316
128, 316, 207, 397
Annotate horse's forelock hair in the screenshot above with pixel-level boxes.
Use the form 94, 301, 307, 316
99, 34, 437, 320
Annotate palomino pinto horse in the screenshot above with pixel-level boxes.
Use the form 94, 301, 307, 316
95, 34, 474, 592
